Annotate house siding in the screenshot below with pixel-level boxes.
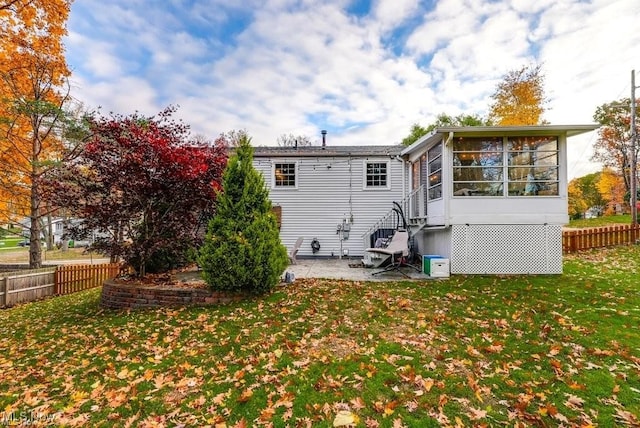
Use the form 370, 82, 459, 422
254, 153, 404, 258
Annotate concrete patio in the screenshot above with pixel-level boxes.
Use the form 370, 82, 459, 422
284, 257, 441, 282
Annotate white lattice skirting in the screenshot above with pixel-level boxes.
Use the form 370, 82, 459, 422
451, 224, 563, 274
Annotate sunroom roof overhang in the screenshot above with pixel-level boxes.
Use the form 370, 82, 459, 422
400, 124, 600, 157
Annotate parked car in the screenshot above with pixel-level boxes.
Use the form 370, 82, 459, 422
17, 240, 45, 247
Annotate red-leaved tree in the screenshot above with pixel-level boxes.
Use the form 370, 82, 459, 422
45, 106, 227, 275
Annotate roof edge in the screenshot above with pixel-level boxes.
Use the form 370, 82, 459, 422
401, 124, 600, 156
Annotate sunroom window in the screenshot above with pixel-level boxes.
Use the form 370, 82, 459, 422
507, 137, 559, 196
428, 144, 442, 199
452, 136, 559, 197
452, 137, 504, 196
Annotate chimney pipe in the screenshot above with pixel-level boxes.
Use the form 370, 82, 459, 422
321, 130, 327, 149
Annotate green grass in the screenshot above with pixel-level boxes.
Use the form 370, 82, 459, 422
0, 237, 25, 249
567, 214, 633, 228
1, 247, 639, 427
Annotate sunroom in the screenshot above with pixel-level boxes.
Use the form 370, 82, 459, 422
400, 125, 598, 274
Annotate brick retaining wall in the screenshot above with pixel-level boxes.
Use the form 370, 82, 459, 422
101, 279, 247, 309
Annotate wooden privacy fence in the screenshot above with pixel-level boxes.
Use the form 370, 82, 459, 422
0, 263, 121, 308
563, 224, 640, 253
0, 267, 56, 308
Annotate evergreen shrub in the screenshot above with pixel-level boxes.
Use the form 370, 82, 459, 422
198, 135, 288, 294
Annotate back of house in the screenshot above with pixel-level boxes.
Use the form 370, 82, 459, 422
253, 145, 405, 258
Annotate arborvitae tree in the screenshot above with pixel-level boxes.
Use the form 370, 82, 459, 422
198, 134, 288, 294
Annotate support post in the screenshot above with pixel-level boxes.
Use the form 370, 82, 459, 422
631, 70, 638, 225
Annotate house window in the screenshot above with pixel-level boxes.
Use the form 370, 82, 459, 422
274, 162, 296, 187
428, 143, 442, 200
453, 137, 504, 196
507, 137, 559, 196
452, 136, 559, 197
365, 161, 389, 189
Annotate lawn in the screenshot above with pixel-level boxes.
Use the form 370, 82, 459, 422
0, 247, 102, 263
1, 247, 639, 427
567, 214, 633, 228
0, 237, 26, 249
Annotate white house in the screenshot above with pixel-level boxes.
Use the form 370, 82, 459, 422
254, 124, 598, 275
253, 145, 405, 258
399, 125, 598, 274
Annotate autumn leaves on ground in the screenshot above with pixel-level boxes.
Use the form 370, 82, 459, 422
1, 246, 639, 428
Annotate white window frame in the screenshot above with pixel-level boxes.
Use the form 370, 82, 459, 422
427, 143, 443, 200
272, 161, 298, 189
452, 136, 559, 198
363, 160, 391, 190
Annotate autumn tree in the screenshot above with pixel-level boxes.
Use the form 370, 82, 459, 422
0, 0, 73, 267
488, 64, 547, 126
401, 113, 488, 146
597, 167, 627, 215
198, 134, 288, 295
568, 179, 588, 219
592, 98, 639, 202
577, 172, 607, 212
277, 133, 313, 147
45, 107, 228, 276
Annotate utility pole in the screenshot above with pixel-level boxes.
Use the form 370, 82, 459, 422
631, 70, 638, 225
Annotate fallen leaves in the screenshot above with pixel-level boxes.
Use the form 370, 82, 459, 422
0, 265, 638, 427
333, 410, 357, 427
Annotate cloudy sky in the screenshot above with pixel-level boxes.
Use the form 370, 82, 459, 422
64, 0, 640, 179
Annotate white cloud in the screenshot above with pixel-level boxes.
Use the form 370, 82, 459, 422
64, 0, 640, 178
372, 0, 420, 31
69, 75, 159, 117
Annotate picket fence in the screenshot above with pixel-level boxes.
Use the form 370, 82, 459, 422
0, 263, 121, 308
562, 224, 640, 253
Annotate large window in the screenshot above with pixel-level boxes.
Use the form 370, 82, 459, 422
453, 137, 504, 196
365, 161, 389, 189
274, 162, 296, 187
507, 137, 559, 196
452, 136, 559, 197
428, 144, 442, 199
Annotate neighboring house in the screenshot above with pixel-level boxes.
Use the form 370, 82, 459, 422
252, 145, 405, 258
399, 125, 598, 274
584, 206, 604, 219
19, 217, 93, 247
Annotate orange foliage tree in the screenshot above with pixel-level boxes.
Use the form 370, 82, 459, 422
567, 179, 588, 219
0, 0, 73, 267
592, 98, 639, 201
597, 168, 626, 215
488, 64, 548, 126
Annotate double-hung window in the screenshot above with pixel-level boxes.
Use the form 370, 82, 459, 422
273, 162, 296, 188
365, 161, 389, 189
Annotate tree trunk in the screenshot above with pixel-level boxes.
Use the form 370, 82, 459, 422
29, 133, 42, 269
29, 188, 42, 268
45, 213, 54, 250
60, 212, 69, 252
